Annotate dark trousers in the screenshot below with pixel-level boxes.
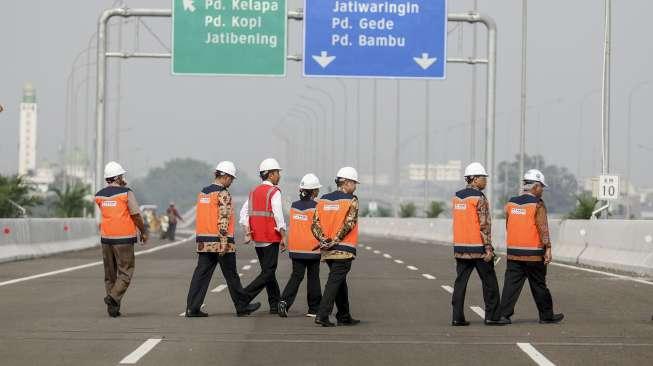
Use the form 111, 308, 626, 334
318, 259, 352, 321
245, 243, 281, 309
500, 260, 554, 320
452, 258, 501, 321
102, 243, 135, 303
281, 258, 322, 313
166, 222, 177, 241
186, 252, 249, 313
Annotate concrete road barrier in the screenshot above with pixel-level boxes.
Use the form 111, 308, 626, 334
360, 217, 653, 276
0, 219, 99, 263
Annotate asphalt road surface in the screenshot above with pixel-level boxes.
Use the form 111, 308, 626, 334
1, 234, 652, 365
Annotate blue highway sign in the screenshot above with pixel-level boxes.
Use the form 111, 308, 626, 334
304, 0, 447, 79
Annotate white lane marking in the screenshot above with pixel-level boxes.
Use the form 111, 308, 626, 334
516, 343, 556, 366
551, 262, 653, 286
383, 253, 392, 259
249, 259, 258, 264
211, 284, 228, 293
394, 259, 404, 264
470, 306, 485, 319
0, 236, 194, 288
373, 250, 381, 254
179, 303, 206, 316
441, 285, 454, 294
406, 265, 418, 271
422, 274, 436, 280
365, 246, 372, 250
242, 265, 252, 271
119, 338, 162, 364
134, 235, 195, 256
0, 261, 103, 287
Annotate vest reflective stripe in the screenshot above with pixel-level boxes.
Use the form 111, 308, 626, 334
195, 186, 235, 243
248, 184, 282, 243
288, 202, 320, 259
451, 190, 485, 254
316, 193, 358, 255
505, 195, 543, 257
249, 211, 274, 217
95, 187, 137, 244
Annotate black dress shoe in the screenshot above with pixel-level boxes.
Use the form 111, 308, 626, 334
485, 318, 510, 326
269, 303, 279, 314
237, 302, 261, 317
185, 310, 208, 317
315, 317, 336, 327
337, 318, 361, 326
539, 313, 564, 324
104, 295, 120, 318
451, 320, 470, 326
278, 301, 288, 318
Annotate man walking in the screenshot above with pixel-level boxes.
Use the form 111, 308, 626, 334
312, 167, 360, 327
450, 162, 507, 326
240, 158, 287, 314
185, 161, 261, 317
95, 161, 148, 318
499, 169, 564, 324
166, 202, 183, 241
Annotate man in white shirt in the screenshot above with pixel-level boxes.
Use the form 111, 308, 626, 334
240, 158, 287, 314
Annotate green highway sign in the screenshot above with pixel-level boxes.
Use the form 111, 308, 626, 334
172, 0, 287, 76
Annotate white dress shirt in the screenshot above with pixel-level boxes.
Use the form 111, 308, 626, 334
239, 181, 286, 247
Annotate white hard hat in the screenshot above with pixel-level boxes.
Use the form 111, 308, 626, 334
299, 173, 322, 190
336, 167, 359, 183
523, 169, 548, 187
216, 161, 237, 178
464, 162, 488, 177
104, 161, 126, 179
259, 158, 282, 172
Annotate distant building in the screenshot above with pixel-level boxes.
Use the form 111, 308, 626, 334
29, 164, 56, 193
18, 83, 37, 176
405, 160, 462, 182
359, 174, 390, 186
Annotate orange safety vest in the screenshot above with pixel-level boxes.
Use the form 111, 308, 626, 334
451, 188, 485, 255
95, 186, 137, 244
505, 194, 544, 257
248, 184, 282, 243
288, 199, 320, 260
195, 184, 235, 243
316, 191, 358, 255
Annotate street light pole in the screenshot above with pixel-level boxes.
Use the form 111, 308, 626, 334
600, 0, 612, 218
470, 0, 479, 162
289, 106, 319, 170
356, 80, 361, 170
372, 80, 378, 200
287, 110, 314, 172
394, 80, 401, 217
424, 80, 430, 212
299, 95, 328, 179
294, 105, 321, 171
519, 0, 528, 192
306, 85, 336, 175
336, 79, 348, 165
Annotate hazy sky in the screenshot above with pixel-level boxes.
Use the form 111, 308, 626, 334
1, 0, 652, 188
